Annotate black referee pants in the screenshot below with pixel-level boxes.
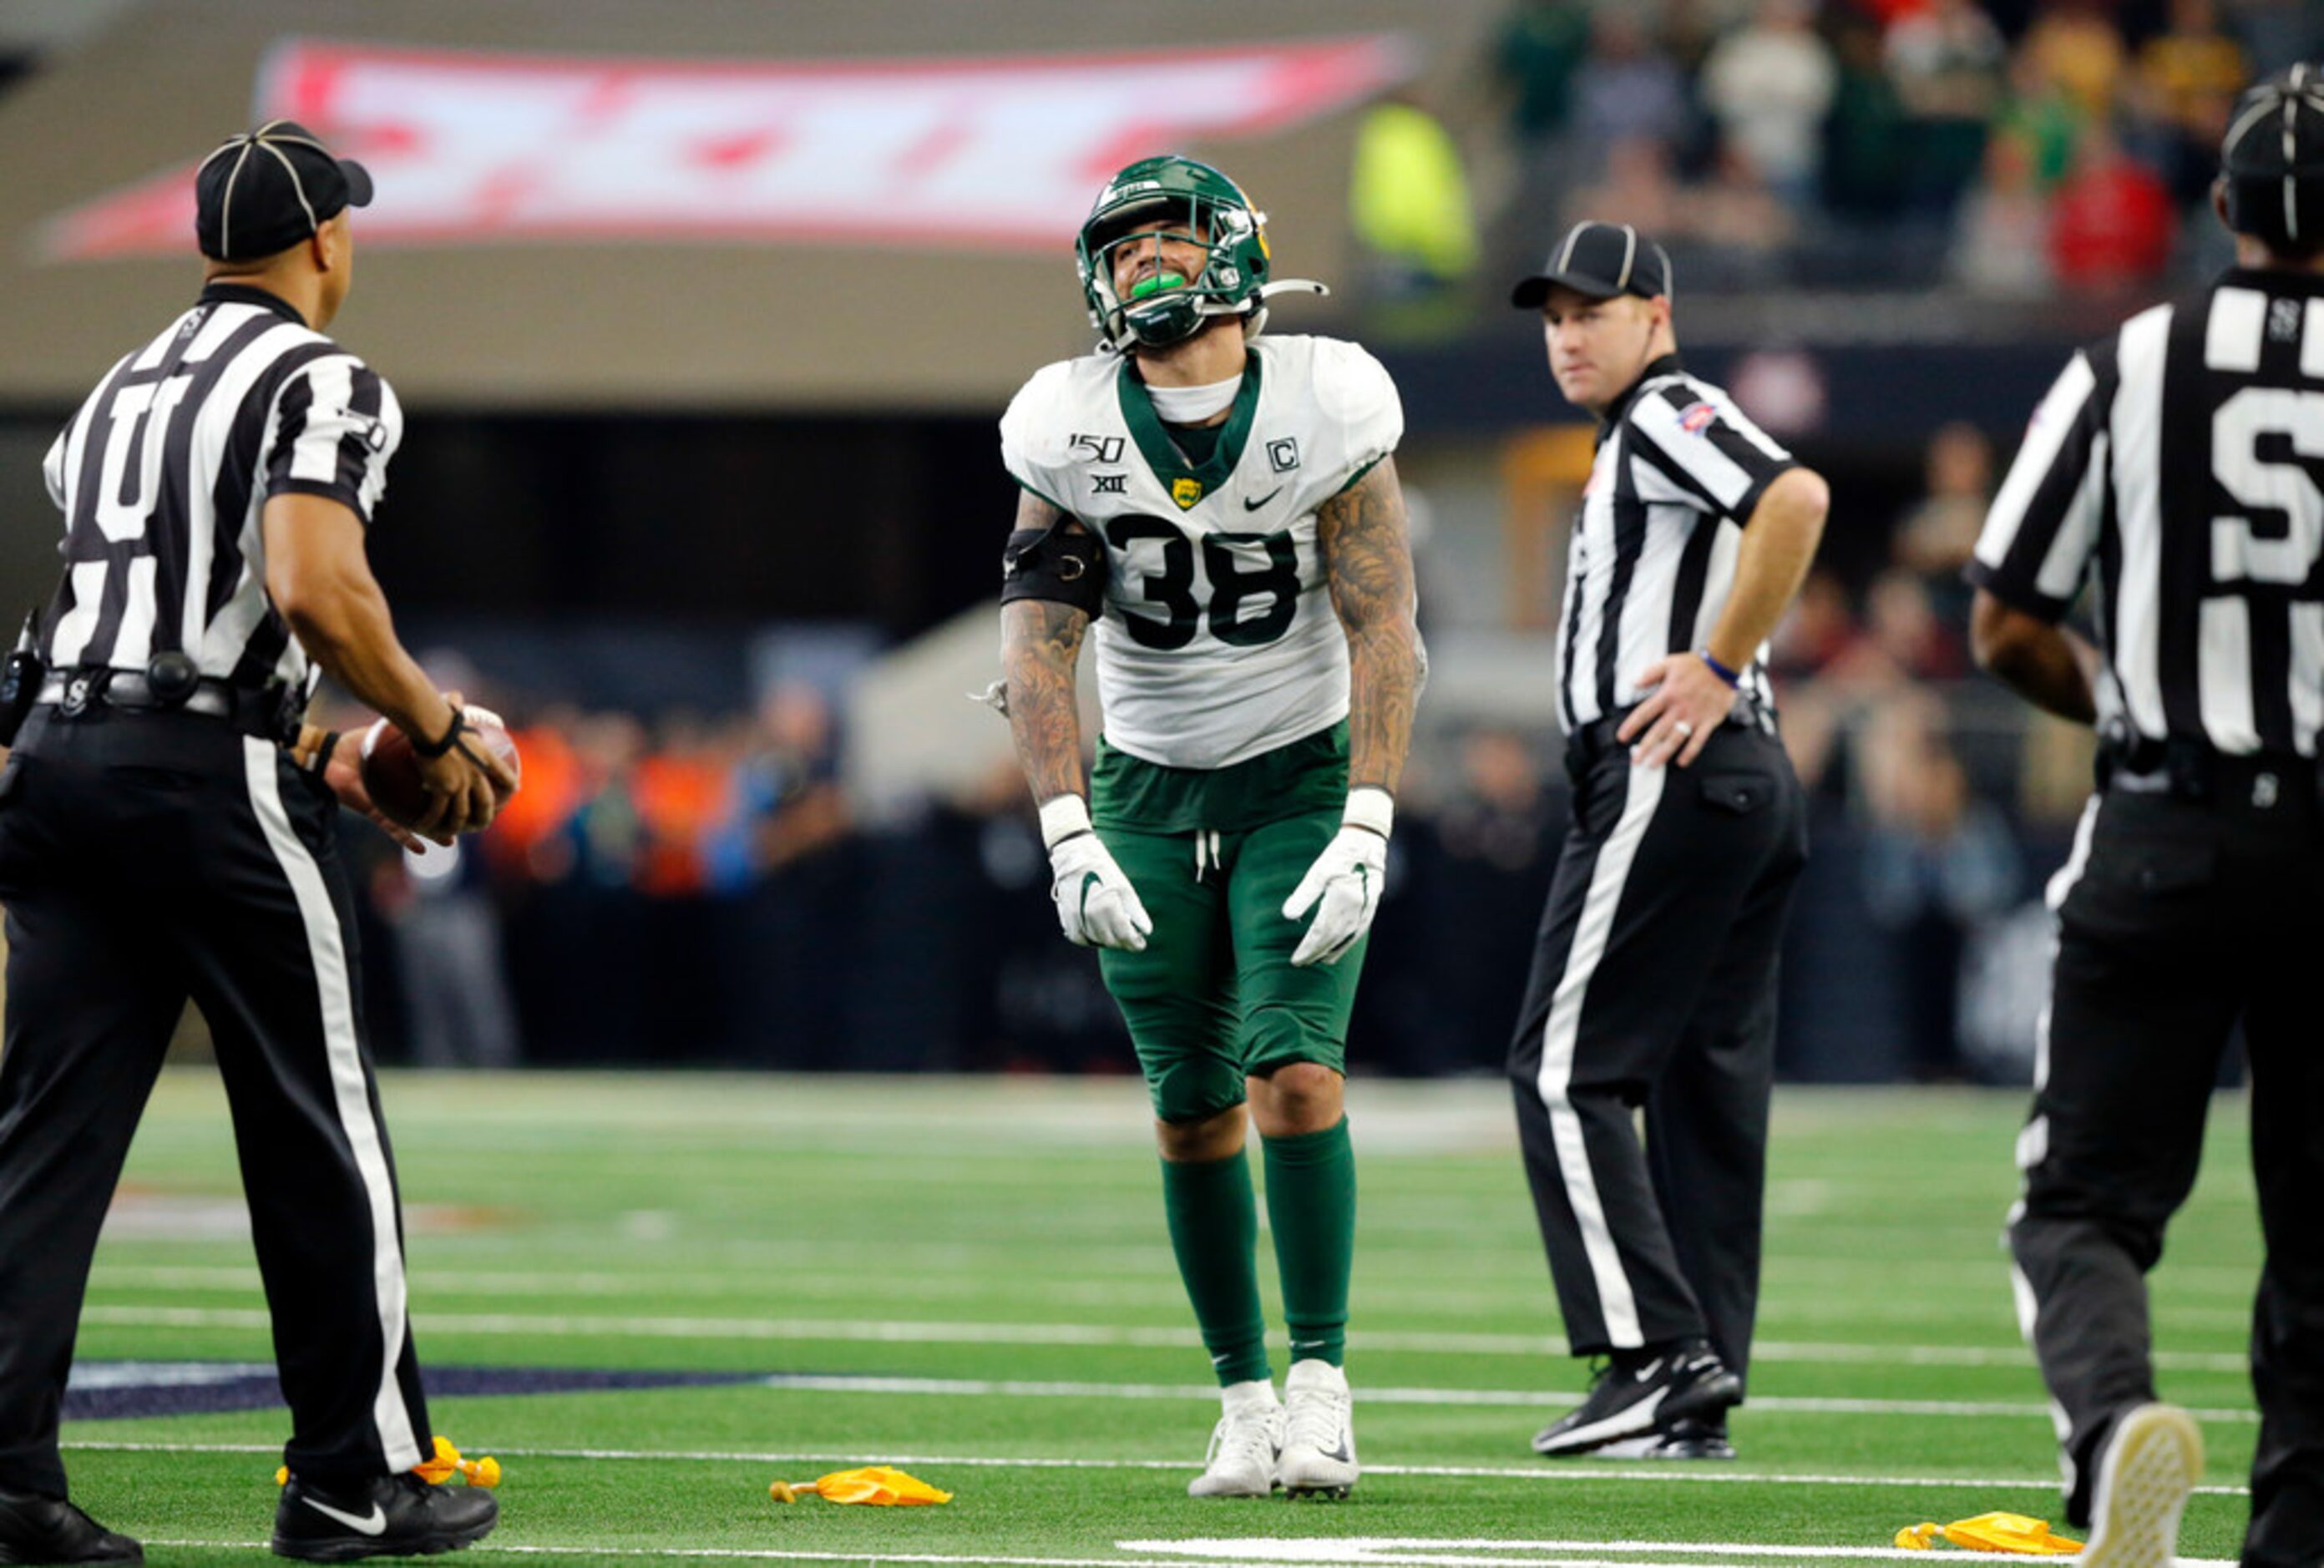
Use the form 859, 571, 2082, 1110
2009, 769, 2324, 1568
0, 707, 431, 1499
1507, 720, 1806, 1374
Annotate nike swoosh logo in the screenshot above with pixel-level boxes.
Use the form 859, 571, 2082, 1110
303, 1498, 387, 1535
1633, 1360, 1663, 1383
1243, 488, 1284, 511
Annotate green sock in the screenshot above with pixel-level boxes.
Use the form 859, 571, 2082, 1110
1263, 1116, 1356, 1368
1161, 1151, 1271, 1387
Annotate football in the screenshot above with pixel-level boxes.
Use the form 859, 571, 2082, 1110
358, 709, 521, 829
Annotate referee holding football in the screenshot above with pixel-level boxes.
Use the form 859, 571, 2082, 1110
1505, 224, 1826, 1461
0, 124, 512, 1563
1972, 68, 2324, 1568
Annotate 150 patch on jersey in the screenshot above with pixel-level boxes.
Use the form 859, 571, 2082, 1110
1071, 433, 1125, 463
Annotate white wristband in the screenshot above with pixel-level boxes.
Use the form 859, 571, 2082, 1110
1038, 793, 1094, 850
1344, 786, 1394, 839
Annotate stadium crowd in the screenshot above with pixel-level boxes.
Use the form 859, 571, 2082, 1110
1359, 0, 2324, 300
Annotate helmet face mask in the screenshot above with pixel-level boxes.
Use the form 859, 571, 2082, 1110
1076, 156, 1273, 352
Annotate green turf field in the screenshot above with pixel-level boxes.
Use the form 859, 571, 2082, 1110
62, 1071, 2261, 1565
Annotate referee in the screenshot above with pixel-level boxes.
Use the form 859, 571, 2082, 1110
1971, 68, 2324, 1568
0, 124, 512, 1564
1505, 224, 1826, 1460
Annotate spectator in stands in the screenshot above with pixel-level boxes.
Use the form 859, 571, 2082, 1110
1348, 89, 1481, 324
1885, 0, 2008, 211
562, 711, 651, 888
705, 681, 849, 888
2048, 120, 2176, 289
1949, 129, 2054, 296
374, 842, 523, 1070
2129, 0, 2249, 203
1691, 141, 1800, 274
1568, 8, 1691, 180
1997, 42, 2089, 190
2021, 0, 2129, 119
1699, 0, 1839, 208
1824, 12, 1915, 221
631, 713, 727, 898
1495, 0, 1594, 149
1563, 134, 1685, 235
2139, 0, 2248, 136
1856, 694, 2023, 1080
1892, 421, 1992, 623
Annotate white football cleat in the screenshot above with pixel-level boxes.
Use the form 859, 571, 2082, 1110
1277, 1358, 1358, 1500
1187, 1380, 1282, 1499
2078, 1403, 2203, 1568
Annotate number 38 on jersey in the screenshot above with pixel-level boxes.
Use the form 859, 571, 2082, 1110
1001, 334, 1402, 771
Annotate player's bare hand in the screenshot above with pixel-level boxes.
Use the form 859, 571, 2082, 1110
1618, 655, 1737, 770
322, 731, 431, 852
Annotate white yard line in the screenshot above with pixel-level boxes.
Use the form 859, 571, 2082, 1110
128, 1541, 2240, 1568
62, 1439, 2251, 1497
75, 1304, 2251, 1373
1118, 1540, 2240, 1566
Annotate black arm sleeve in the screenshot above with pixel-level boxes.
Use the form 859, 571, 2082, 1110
1000, 522, 1106, 618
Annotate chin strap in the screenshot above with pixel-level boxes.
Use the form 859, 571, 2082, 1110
1238, 278, 1329, 342
1256, 278, 1330, 304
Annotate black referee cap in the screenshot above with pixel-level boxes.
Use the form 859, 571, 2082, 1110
1511, 221, 1673, 309
2220, 63, 2324, 248
195, 121, 374, 262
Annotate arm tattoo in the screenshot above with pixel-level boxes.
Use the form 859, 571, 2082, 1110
1316, 458, 1420, 795
1000, 492, 1093, 804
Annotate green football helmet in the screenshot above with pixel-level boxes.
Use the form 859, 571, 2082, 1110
1075, 154, 1325, 352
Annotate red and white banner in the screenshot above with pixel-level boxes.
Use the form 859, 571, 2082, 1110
42, 36, 1410, 260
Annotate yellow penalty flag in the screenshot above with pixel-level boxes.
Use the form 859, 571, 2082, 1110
1895, 1513, 2083, 1555
769, 1466, 952, 1505
277, 1434, 499, 1490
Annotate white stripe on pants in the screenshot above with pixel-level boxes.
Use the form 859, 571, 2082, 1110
241, 737, 422, 1470
1532, 761, 1668, 1349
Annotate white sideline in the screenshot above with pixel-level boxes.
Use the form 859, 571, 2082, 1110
74, 1303, 2254, 1373
62, 1439, 2252, 1497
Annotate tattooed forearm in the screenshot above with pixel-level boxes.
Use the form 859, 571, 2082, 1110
1317, 457, 1421, 796
997, 491, 1094, 804
1001, 591, 1091, 805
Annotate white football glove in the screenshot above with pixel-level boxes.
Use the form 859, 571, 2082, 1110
1040, 796, 1152, 952
1282, 787, 1393, 968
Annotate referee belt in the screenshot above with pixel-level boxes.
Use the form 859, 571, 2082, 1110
2100, 733, 2317, 806
1567, 692, 1775, 766
37, 667, 300, 741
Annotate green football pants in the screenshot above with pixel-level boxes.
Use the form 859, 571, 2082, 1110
1096, 807, 1366, 1123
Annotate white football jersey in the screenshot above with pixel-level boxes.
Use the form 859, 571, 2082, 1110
1000, 335, 1403, 770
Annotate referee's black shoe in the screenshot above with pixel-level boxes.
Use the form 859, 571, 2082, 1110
0, 1489, 141, 1564
1641, 1418, 1737, 1460
1532, 1339, 1743, 1457
271, 1473, 497, 1562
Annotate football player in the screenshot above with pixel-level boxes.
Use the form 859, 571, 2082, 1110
992, 155, 1421, 1500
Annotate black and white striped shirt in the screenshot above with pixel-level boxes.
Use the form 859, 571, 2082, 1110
38, 282, 402, 693
1556, 355, 1796, 731
1972, 269, 2324, 759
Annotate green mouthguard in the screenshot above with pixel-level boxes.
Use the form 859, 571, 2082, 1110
1128, 271, 1188, 301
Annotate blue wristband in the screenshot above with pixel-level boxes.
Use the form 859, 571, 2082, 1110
1695, 648, 1744, 689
